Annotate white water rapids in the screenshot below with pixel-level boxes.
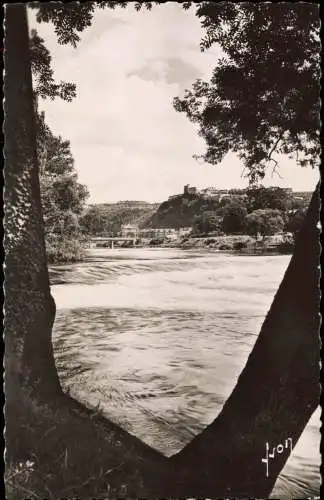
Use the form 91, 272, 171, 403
50, 248, 320, 498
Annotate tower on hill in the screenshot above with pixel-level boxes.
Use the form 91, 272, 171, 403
184, 184, 197, 195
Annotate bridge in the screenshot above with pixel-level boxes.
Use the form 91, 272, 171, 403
88, 236, 138, 248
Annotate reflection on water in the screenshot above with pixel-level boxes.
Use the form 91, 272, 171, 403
50, 248, 320, 499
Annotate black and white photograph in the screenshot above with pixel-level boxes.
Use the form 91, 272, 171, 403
3, 2, 321, 499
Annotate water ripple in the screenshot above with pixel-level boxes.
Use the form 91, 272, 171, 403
51, 248, 320, 497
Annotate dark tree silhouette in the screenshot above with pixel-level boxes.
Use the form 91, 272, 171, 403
246, 186, 293, 212
221, 202, 247, 234
30, 29, 76, 101
173, 2, 320, 182
4, 3, 320, 498
168, 4, 320, 496
245, 209, 285, 237
4, 5, 61, 401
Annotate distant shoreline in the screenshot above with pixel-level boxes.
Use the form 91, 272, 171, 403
48, 241, 293, 267
85, 234, 294, 257
142, 234, 294, 255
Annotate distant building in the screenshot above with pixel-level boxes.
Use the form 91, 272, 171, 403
184, 184, 197, 195
165, 232, 179, 241
266, 234, 285, 247
265, 232, 293, 247
200, 187, 220, 198
178, 227, 192, 237
228, 188, 248, 200
121, 224, 139, 239
139, 228, 160, 239
138, 227, 191, 240
155, 228, 178, 238
276, 187, 293, 195
229, 188, 246, 195
139, 228, 152, 237
199, 187, 231, 200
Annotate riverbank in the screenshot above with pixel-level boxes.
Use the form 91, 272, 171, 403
162, 234, 294, 255
92, 234, 294, 255
46, 237, 88, 264
5, 383, 166, 500
7, 249, 318, 499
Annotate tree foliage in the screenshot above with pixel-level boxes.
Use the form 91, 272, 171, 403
30, 29, 76, 101
36, 111, 75, 177
79, 206, 106, 236
221, 202, 247, 234
285, 208, 308, 239
245, 209, 285, 237
29, 26, 87, 255
28, 2, 320, 184
29, 1, 193, 46
36, 111, 89, 238
193, 211, 220, 235
173, 3, 320, 182
246, 186, 292, 212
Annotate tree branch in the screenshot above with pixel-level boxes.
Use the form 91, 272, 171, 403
270, 157, 283, 179
267, 132, 284, 163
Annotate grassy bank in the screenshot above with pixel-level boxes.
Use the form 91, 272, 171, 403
177, 235, 294, 254
46, 237, 88, 264
5, 383, 166, 499
93, 235, 294, 255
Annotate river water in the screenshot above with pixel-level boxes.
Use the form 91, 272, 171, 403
50, 248, 320, 499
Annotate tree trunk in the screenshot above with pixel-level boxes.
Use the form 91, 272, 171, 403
4, 4, 61, 399
3, 4, 320, 497
166, 184, 320, 498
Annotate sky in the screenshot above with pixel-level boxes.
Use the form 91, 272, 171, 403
28, 4, 319, 204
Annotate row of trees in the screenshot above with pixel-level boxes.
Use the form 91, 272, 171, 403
79, 185, 309, 240
78, 203, 157, 236
192, 186, 309, 238
36, 109, 90, 262
29, 27, 91, 262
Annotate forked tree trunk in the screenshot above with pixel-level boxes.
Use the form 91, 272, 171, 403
4, 4, 61, 399
3, 4, 320, 498
166, 184, 320, 497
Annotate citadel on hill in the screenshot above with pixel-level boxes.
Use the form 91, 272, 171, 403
85, 184, 312, 248
170, 184, 294, 201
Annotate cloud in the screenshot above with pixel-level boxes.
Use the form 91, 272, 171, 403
27, 4, 319, 203
127, 56, 203, 86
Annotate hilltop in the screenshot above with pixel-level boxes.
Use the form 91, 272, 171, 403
86, 187, 313, 237
143, 186, 312, 231
143, 193, 219, 229
88, 200, 160, 235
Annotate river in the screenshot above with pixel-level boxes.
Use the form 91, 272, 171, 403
50, 248, 320, 499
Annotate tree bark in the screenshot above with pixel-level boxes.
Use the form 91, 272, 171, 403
4, 4, 61, 399
166, 184, 320, 498
3, 4, 320, 497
